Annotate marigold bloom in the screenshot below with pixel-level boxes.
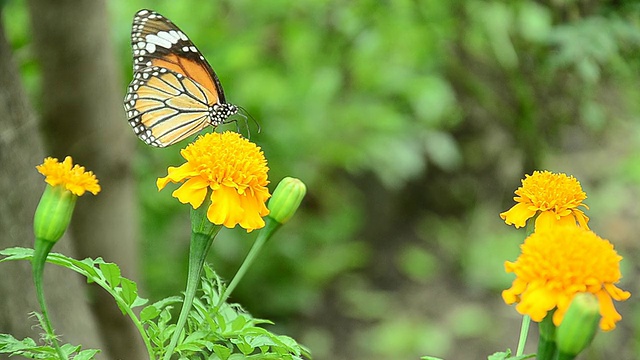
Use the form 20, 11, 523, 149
502, 227, 630, 331
500, 170, 589, 231
36, 156, 101, 196
157, 131, 270, 232
34, 156, 100, 243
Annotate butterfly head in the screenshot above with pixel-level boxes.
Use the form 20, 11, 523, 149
211, 103, 238, 126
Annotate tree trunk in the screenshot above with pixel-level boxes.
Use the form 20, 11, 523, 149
25, 1, 144, 358
0, 11, 106, 358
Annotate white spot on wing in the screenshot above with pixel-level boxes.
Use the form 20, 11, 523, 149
145, 42, 156, 53
145, 34, 172, 49
157, 31, 180, 44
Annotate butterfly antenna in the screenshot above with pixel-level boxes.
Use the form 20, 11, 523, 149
238, 106, 261, 138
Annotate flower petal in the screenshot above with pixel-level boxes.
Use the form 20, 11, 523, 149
502, 227, 630, 331
500, 203, 536, 228
207, 185, 245, 228
157, 132, 271, 231
173, 177, 209, 208
157, 163, 197, 190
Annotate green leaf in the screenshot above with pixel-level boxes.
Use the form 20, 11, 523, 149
212, 344, 232, 360
140, 305, 161, 322
231, 336, 254, 355
99, 262, 121, 288
74, 349, 100, 360
0, 247, 33, 261
120, 277, 138, 306
0, 333, 98, 359
487, 350, 536, 360
230, 315, 249, 331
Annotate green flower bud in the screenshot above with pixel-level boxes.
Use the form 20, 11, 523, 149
267, 177, 306, 225
556, 293, 600, 357
33, 185, 77, 243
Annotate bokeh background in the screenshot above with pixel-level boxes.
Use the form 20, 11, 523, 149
1, 0, 639, 359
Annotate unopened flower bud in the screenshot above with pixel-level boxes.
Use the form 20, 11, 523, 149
556, 293, 600, 357
268, 177, 306, 225
33, 185, 77, 243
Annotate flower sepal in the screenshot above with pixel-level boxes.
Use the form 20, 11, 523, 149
190, 190, 223, 238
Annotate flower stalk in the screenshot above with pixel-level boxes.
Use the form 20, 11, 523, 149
32, 237, 67, 360
217, 217, 280, 308
163, 205, 222, 360
31, 156, 100, 360
537, 312, 557, 360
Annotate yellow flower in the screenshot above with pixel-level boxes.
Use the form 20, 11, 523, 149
157, 131, 270, 232
502, 226, 630, 331
35, 156, 100, 243
36, 156, 101, 196
500, 170, 589, 231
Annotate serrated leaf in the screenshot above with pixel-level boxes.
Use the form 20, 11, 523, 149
231, 337, 254, 355
120, 277, 138, 306
140, 305, 161, 322
99, 263, 121, 288
0, 247, 33, 261
73, 349, 100, 360
231, 315, 248, 331
487, 351, 511, 360
71, 258, 100, 279
212, 344, 232, 360
487, 350, 535, 360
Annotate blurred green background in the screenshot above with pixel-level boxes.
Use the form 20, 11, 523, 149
4, 0, 640, 359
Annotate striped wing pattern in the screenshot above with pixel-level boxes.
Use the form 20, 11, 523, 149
124, 67, 215, 147
124, 9, 237, 147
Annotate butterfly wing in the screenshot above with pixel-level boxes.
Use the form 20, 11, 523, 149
125, 66, 218, 147
131, 9, 227, 103
126, 9, 237, 147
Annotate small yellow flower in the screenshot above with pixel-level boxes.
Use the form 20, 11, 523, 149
502, 226, 630, 331
36, 156, 101, 196
157, 131, 270, 232
34, 156, 100, 243
500, 170, 589, 231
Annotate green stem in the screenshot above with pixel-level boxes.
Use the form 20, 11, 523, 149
515, 315, 531, 356
556, 352, 576, 360
36, 250, 155, 359
537, 336, 558, 360
217, 217, 281, 307
32, 238, 67, 360
163, 217, 221, 360
537, 313, 557, 360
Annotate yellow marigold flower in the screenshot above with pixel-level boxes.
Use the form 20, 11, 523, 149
500, 170, 589, 231
35, 156, 100, 243
157, 131, 270, 232
502, 226, 630, 331
36, 156, 101, 196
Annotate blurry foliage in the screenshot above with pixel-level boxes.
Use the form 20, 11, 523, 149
4, 0, 640, 359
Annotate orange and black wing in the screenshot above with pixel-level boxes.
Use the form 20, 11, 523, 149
124, 66, 220, 147
125, 9, 237, 147
130, 8, 227, 102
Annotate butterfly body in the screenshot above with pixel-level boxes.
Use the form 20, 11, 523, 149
125, 9, 237, 147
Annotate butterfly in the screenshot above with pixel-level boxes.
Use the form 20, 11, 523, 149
124, 9, 238, 147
